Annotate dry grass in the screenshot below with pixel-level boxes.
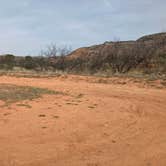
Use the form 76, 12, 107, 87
0, 70, 62, 78
16, 103, 32, 109
0, 84, 57, 105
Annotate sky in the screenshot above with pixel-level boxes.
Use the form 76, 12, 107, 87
0, 0, 166, 55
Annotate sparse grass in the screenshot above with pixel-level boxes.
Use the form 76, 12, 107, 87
41, 126, 47, 129
76, 93, 84, 98
16, 103, 32, 109
0, 83, 57, 105
75, 100, 82, 103
0, 70, 62, 78
53, 115, 59, 119
3, 112, 11, 116
66, 102, 79, 106
38, 114, 46, 117
88, 106, 95, 109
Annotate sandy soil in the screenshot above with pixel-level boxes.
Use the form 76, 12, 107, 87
0, 75, 166, 166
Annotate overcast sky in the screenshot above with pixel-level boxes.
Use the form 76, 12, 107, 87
0, 0, 166, 55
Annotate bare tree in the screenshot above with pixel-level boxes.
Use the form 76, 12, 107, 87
39, 44, 72, 57
58, 45, 72, 56
39, 43, 58, 57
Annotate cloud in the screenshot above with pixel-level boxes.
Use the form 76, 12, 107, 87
0, 0, 166, 55
103, 0, 111, 7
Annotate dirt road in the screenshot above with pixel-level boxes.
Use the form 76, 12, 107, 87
0, 75, 166, 166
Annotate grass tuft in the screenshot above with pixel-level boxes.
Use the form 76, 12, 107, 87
0, 83, 57, 105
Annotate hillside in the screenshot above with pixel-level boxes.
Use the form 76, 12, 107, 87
64, 32, 166, 74
69, 32, 166, 59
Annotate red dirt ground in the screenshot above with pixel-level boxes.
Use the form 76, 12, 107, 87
0, 75, 166, 166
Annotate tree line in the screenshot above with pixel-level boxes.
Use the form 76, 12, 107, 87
0, 40, 166, 74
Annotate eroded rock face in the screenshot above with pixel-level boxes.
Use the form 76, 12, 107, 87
68, 32, 166, 59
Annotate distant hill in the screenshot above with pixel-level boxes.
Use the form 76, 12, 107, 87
60, 32, 165, 74
68, 32, 166, 59
0, 32, 166, 75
